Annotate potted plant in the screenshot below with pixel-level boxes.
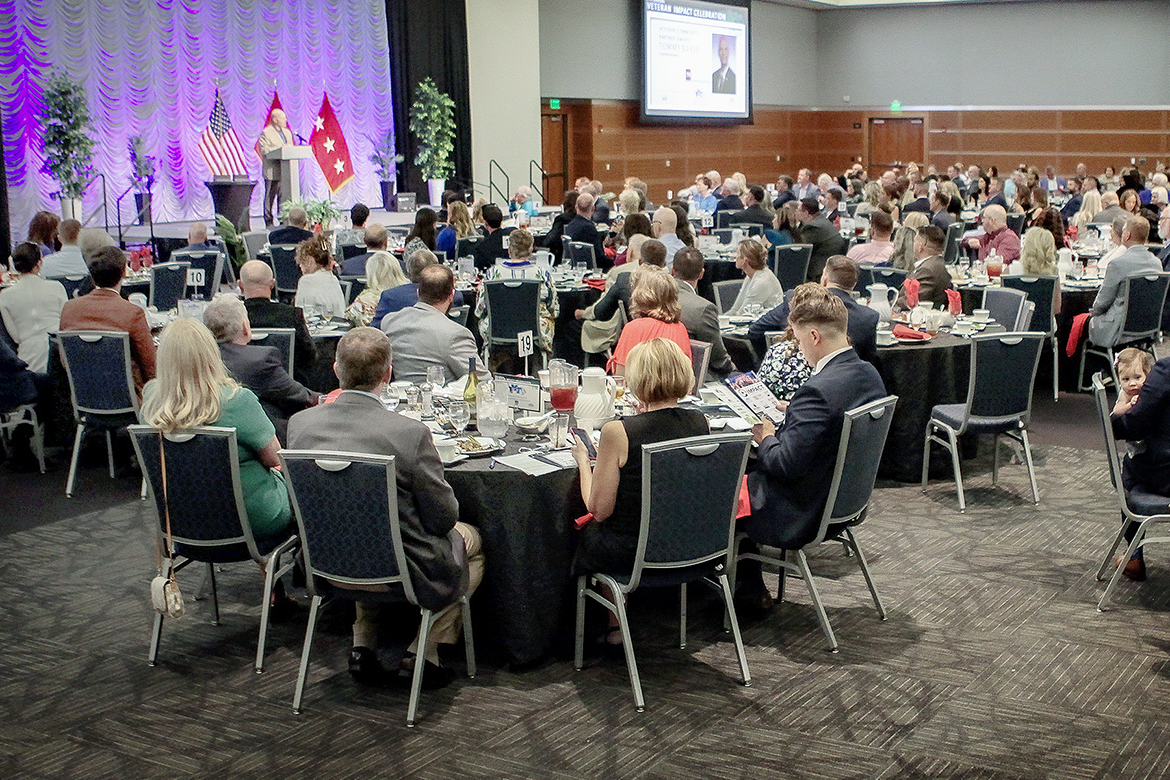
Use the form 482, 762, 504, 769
279, 199, 342, 232
368, 129, 404, 210
39, 71, 95, 220
408, 77, 456, 207
128, 135, 156, 225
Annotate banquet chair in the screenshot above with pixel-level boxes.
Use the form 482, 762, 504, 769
1001, 275, 1059, 400
267, 244, 302, 302
483, 279, 543, 369
128, 425, 299, 673
730, 395, 897, 651
447, 305, 470, 327
981, 286, 1029, 330
769, 244, 813, 292
53, 274, 88, 299
241, 231, 269, 262
339, 243, 366, 262
58, 331, 141, 498
169, 249, 225, 299
338, 276, 365, 305
1077, 272, 1170, 391
279, 450, 475, 725
1005, 212, 1027, 236
712, 229, 736, 246
922, 332, 1044, 512
249, 328, 295, 376
689, 339, 711, 392
0, 402, 45, 473
725, 221, 764, 237
148, 262, 190, 312
943, 222, 965, 265
713, 280, 743, 314
871, 266, 908, 289
565, 241, 597, 272
715, 210, 744, 229
456, 235, 483, 259
574, 432, 753, 711
1090, 373, 1170, 611
1018, 301, 1036, 331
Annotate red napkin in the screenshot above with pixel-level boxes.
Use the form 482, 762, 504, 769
585, 278, 607, 291
1066, 312, 1090, 357
322, 388, 343, 404
736, 475, 752, 519
903, 278, 921, 308
892, 324, 929, 340
945, 288, 962, 315
574, 512, 594, 529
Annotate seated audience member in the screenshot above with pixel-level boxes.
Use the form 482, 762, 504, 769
404, 208, 440, 266
1017, 227, 1062, 316
738, 285, 887, 610
795, 197, 844, 282
588, 181, 611, 224
690, 175, 718, 215
204, 294, 313, 444
572, 337, 708, 647
670, 203, 696, 249
901, 181, 930, 214
1087, 216, 1161, 347
822, 188, 844, 228
727, 239, 783, 316
238, 260, 317, 388
608, 270, 692, 375
27, 211, 59, 256
472, 204, 509, 271
577, 235, 660, 355
750, 254, 878, 366
1091, 191, 1126, 225
1060, 178, 1084, 223
929, 190, 955, 229
610, 213, 652, 266
1032, 207, 1068, 251
854, 181, 882, 217
436, 200, 474, 259
381, 264, 481, 384
1119, 189, 1141, 216
985, 177, 1008, 210
59, 245, 156, 394
565, 193, 608, 269
1109, 348, 1161, 581
346, 251, 409, 327
294, 236, 346, 319
186, 221, 215, 250
651, 206, 686, 260
40, 219, 87, 278
1, 243, 67, 374
671, 247, 735, 377
332, 202, 370, 251
1096, 215, 1129, 273
1157, 206, 1170, 267
0, 336, 44, 413
287, 327, 483, 688
539, 190, 579, 262
966, 205, 1021, 263
509, 185, 538, 217
142, 317, 292, 540
847, 211, 895, 267
370, 249, 464, 328
765, 206, 801, 248
896, 225, 953, 311
772, 175, 796, 209
474, 228, 559, 362
731, 185, 773, 228
269, 206, 314, 246
341, 222, 388, 276
716, 178, 744, 212
1071, 189, 1104, 233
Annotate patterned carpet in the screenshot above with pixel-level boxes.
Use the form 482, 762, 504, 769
4, 423, 1170, 779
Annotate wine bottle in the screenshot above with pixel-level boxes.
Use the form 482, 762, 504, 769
463, 357, 479, 406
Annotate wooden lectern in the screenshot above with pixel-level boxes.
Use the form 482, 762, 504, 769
265, 145, 313, 204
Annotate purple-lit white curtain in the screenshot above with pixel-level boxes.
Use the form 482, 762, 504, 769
1, 0, 393, 239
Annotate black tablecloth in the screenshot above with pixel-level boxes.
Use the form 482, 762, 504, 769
696, 258, 744, 304
443, 439, 583, 667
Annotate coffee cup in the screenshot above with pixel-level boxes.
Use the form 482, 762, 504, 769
972, 308, 992, 323
876, 325, 895, 346
537, 369, 550, 388
952, 320, 973, 335
435, 439, 458, 462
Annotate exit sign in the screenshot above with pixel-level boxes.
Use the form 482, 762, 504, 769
549, 99, 561, 110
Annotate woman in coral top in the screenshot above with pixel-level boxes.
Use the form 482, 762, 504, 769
607, 270, 691, 375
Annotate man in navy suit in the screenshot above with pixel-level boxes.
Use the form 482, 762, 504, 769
737, 285, 887, 610
268, 207, 314, 246
985, 178, 1008, 210
370, 249, 463, 329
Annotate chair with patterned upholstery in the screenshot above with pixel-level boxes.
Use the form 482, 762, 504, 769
574, 432, 753, 711
128, 425, 299, 673
249, 328, 295, 376
1001, 275, 1059, 400
769, 244, 812, 293
279, 449, 475, 726
731, 395, 898, 652
267, 244, 302, 303
149, 261, 190, 311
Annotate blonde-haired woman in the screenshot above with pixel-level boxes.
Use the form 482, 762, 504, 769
889, 224, 919, 272
572, 337, 708, 647
141, 318, 291, 539
727, 239, 783, 316
437, 200, 475, 258
294, 235, 346, 319
346, 251, 409, 326
1071, 190, 1103, 233
608, 271, 692, 375
1017, 226, 1062, 315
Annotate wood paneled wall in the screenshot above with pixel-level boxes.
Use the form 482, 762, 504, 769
543, 100, 1170, 205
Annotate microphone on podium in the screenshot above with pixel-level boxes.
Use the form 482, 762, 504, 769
294, 133, 309, 144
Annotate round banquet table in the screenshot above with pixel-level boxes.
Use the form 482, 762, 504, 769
442, 437, 584, 668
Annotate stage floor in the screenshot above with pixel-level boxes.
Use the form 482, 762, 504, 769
120, 206, 419, 243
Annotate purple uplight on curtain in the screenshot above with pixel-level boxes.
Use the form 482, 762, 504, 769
0, 0, 394, 240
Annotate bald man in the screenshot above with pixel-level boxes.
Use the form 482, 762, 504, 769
565, 191, 608, 270
1091, 191, 1127, 225
967, 204, 1020, 263
651, 206, 686, 261
238, 260, 317, 387
257, 108, 294, 227
187, 221, 214, 251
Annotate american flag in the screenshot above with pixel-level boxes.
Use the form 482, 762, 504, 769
199, 92, 249, 176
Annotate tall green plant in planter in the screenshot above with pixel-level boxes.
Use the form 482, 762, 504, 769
39, 71, 95, 220
408, 78, 456, 206
367, 129, 404, 210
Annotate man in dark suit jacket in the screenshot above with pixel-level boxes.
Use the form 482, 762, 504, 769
238, 260, 317, 388
730, 185, 774, 228
340, 223, 387, 277
901, 182, 930, 214
472, 204, 512, 271
715, 180, 744, 213
895, 225, 953, 311
772, 176, 796, 209
564, 192, 608, 270
985, 178, 1008, 210
738, 286, 886, 606
712, 36, 735, 93
288, 327, 483, 688
795, 197, 845, 283
204, 295, 313, 444
587, 181, 611, 225
748, 254, 879, 367
268, 206, 314, 246
672, 247, 734, 377
370, 249, 464, 329
929, 191, 956, 230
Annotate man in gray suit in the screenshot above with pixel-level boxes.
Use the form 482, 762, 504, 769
380, 264, 481, 384
1089, 215, 1161, 346
671, 247, 734, 377
1090, 191, 1127, 225
895, 225, 953, 312
287, 327, 484, 688
204, 295, 313, 444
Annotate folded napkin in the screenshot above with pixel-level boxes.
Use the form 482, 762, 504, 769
945, 288, 963, 315
736, 475, 752, 520
892, 323, 929, 340
574, 512, 594, 529
585, 278, 607, 291
1066, 312, 1090, 357
903, 278, 921, 308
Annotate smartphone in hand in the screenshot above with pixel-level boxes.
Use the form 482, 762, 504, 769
570, 427, 597, 459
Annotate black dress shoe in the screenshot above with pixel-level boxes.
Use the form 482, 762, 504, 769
734, 589, 774, 620
349, 646, 402, 687
400, 657, 457, 690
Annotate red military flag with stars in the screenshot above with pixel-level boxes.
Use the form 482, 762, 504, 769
309, 93, 354, 192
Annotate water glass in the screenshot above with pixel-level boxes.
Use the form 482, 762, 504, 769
380, 383, 399, 412
477, 398, 510, 439
448, 400, 470, 435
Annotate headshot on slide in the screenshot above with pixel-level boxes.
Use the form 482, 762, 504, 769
711, 35, 736, 94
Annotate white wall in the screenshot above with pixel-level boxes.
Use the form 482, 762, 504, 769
815, 0, 1170, 108
467, 0, 543, 206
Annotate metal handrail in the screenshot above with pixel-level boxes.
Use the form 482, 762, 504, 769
528, 160, 547, 204
488, 159, 509, 205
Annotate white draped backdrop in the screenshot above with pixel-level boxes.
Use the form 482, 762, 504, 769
1, 0, 394, 241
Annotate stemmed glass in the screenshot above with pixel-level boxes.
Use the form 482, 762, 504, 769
447, 401, 470, 437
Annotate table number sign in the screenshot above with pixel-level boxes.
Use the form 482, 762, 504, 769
498, 374, 542, 413
517, 330, 534, 358
186, 268, 206, 287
